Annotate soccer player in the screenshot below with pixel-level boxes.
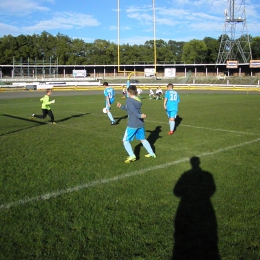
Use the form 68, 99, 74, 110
117, 85, 156, 163
122, 87, 126, 98
149, 88, 155, 100
137, 87, 142, 98
103, 82, 116, 125
155, 87, 163, 100
164, 83, 180, 135
31, 89, 56, 124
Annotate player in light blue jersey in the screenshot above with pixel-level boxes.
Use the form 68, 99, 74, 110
125, 79, 130, 98
164, 83, 180, 135
103, 82, 116, 125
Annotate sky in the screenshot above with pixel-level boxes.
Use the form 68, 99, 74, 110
0, 0, 259, 45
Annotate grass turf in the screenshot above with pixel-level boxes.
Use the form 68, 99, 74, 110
0, 92, 260, 259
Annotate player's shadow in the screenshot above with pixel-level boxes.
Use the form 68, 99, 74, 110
134, 126, 162, 160
114, 115, 128, 124
57, 113, 90, 123
172, 156, 220, 260
0, 114, 46, 136
174, 115, 182, 132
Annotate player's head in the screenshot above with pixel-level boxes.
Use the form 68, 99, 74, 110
127, 85, 137, 96
103, 82, 108, 87
167, 83, 173, 89
46, 89, 52, 95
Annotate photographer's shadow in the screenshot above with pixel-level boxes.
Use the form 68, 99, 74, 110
172, 156, 220, 260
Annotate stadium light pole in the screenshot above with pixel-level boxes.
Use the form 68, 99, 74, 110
153, 0, 157, 75
117, 0, 120, 71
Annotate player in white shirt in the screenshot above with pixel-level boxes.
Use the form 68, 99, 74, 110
149, 88, 155, 100
155, 87, 163, 100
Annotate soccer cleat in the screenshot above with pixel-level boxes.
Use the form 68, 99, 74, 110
168, 131, 174, 135
124, 155, 136, 163
111, 121, 117, 125
51, 122, 57, 125
145, 154, 156, 158
31, 114, 35, 120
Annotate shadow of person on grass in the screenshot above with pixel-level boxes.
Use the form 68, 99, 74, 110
114, 115, 128, 125
134, 126, 162, 160
1, 114, 47, 136
172, 156, 220, 260
57, 113, 90, 123
174, 115, 182, 132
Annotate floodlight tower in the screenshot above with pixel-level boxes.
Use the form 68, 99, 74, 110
152, 0, 157, 74
216, 0, 252, 64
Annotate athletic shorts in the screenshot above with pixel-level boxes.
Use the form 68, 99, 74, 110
123, 127, 145, 142
166, 110, 177, 119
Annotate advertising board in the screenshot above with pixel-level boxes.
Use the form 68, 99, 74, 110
164, 68, 176, 77
72, 70, 87, 77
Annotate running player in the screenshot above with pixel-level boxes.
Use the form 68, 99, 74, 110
31, 89, 56, 124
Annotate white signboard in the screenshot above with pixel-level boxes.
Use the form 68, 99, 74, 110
226, 61, 238, 69
164, 68, 176, 78
73, 69, 87, 77
250, 60, 260, 68
144, 68, 155, 77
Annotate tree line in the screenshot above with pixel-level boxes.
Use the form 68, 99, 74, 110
0, 31, 260, 65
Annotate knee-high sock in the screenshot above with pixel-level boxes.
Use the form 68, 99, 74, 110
169, 121, 175, 131
142, 139, 154, 155
123, 141, 134, 157
107, 111, 115, 122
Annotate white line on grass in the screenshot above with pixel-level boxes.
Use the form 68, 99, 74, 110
1, 137, 260, 210
145, 120, 259, 136
63, 112, 258, 136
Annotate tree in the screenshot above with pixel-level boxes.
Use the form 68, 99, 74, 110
56, 33, 72, 65
203, 37, 219, 63
0, 35, 17, 64
249, 36, 260, 60
181, 39, 208, 64
168, 40, 185, 63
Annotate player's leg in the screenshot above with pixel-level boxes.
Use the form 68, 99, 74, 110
169, 118, 175, 133
168, 110, 177, 135
137, 127, 156, 158
47, 109, 55, 124
32, 109, 48, 120
106, 103, 116, 125
123, 128, 136, 163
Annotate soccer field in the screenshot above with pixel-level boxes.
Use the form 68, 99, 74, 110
0, 91, 260, 259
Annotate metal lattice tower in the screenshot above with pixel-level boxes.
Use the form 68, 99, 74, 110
216, 0, 252, 64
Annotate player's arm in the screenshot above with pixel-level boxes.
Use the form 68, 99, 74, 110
118, 102, 127, 111
163, 97, 167, 109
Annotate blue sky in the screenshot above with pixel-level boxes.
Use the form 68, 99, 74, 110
0, 0, 259, 45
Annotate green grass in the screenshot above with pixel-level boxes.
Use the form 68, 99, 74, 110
0, 92, 260, 260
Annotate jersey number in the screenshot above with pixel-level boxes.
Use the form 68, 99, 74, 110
170, 93, 178, 101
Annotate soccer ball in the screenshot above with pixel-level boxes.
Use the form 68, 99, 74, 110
102, 107, 107, 113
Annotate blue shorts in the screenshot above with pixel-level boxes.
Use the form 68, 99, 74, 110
123, 127, 145, 142
166, 110, 177, 119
